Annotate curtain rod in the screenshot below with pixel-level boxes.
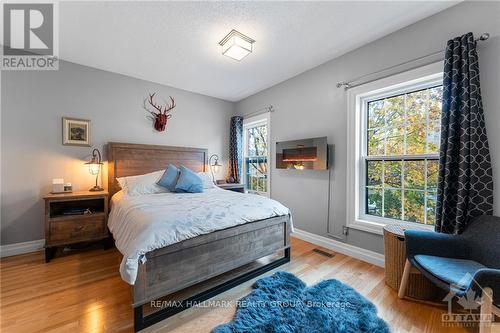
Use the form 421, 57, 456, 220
243, 105, 275, 119
336, 32, 490, 90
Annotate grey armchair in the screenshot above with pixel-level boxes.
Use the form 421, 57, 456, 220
398, 215, 500, 333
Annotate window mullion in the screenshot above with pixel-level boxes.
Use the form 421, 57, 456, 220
424, 159, 428, 225
403, 93, 408, 155
382, 160, 385, 218
401, 160, 405, 221
365, 154, 438, 161
401, 93, 407, 222
425, 89, 430, 155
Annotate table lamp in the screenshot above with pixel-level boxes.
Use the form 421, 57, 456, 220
209, 154, 222, 183
84, 148, 104, 191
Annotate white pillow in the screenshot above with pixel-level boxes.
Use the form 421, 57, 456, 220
117, 170, 168, 196
197, 172, 216, 189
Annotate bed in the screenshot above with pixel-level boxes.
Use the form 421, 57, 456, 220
106, 142, 291, 331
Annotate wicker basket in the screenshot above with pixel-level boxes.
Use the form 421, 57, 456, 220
383, 224, 441, 300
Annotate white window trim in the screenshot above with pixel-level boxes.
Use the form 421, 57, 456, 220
346, 62, 443, 235
243, 113, 271, 197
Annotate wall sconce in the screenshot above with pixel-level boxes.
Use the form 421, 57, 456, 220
209, 154, 222, 183
84, 148, 104, 191
219, 29, 255, 61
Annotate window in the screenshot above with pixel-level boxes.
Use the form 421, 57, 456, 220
346, 62, 443, 234
365, 86, 442, 225
243, 114, 270, 195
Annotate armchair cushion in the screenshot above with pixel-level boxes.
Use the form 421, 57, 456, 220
414, 255, 486, 290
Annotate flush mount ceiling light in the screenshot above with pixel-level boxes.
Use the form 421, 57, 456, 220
219, 29, 255, 61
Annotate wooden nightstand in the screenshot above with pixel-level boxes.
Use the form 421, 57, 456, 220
43, 191, 109, 262
217, 183, 245, 193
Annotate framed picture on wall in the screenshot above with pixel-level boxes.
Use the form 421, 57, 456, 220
62, 117, 91, 146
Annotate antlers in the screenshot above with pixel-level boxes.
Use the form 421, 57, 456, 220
145, 93, 176, 116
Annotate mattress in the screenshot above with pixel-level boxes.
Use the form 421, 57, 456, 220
108, 188, 291, 284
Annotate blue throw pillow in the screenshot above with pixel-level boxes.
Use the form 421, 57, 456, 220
175, 165, 204, 193
157, 164, 180, 191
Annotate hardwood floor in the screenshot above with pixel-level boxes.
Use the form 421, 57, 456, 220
0, 237, 475, 333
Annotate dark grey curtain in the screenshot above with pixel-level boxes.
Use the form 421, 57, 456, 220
228, 116, 243, 183
436, 32, 494, 234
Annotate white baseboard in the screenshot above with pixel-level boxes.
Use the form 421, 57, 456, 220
0, 232, 385, 266
0, 239, 45, 258
291, 228, 385, 267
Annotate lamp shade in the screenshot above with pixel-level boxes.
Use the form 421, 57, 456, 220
212, 160, 222, 174
85, 156, 102, 175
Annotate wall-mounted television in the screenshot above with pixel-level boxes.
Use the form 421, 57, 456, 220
276, 137, 328, 170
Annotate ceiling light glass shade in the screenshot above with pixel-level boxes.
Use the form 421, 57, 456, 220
219, 30, 255, 61
222, 36, 252, 60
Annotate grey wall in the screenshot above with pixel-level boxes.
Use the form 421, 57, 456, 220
2, 1, 499, 251
1, 61, 235, 245
236, 1, 500, 254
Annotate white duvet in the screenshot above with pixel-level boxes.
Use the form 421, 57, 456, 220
108, 188, 292, 284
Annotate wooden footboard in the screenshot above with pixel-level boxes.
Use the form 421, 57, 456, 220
133, 215, 291, 306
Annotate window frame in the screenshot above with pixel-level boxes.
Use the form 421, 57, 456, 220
242, 113, 271, 196
346, 62, 443, 235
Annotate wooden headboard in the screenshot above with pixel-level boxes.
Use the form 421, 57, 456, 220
107, 142, 207, 197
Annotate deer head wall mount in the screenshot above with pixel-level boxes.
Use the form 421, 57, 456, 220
143, 93, 176, 132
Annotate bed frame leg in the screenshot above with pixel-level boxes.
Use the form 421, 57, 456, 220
284, 247, 291, 261
134, 305, 144, 332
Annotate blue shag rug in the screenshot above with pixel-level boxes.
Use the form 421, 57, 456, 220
213, 271, 389, 333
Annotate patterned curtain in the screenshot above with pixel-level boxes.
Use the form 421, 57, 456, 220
228, 116, 243, 183
436, 32, 494, 234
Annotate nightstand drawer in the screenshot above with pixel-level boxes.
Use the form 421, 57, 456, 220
49, 215, 105, 244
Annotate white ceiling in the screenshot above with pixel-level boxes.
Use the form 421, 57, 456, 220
60, 1, 457, 102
